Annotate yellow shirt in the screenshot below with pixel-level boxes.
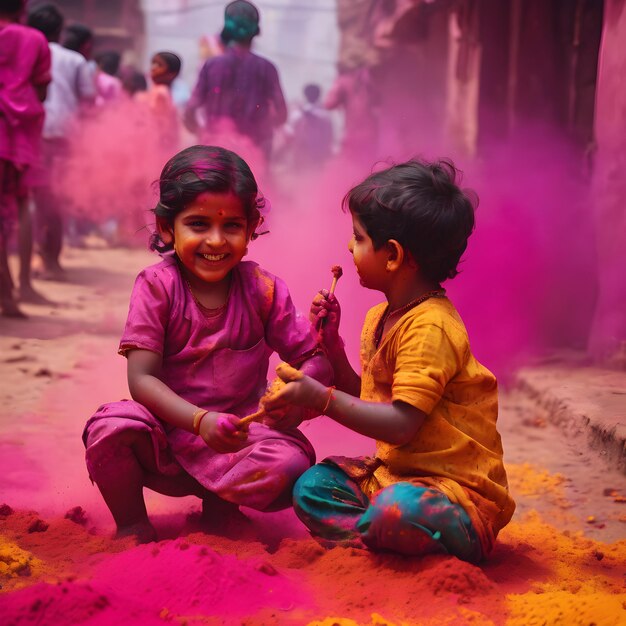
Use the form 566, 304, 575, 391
359, 297, 515, 554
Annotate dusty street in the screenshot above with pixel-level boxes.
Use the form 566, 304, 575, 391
1, 244, 625, 625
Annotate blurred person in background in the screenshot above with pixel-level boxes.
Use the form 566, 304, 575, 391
94, 50, 123, 106
119, 65, 148, 98
0, 0, 50, 316
136, 51, 182, 151
184, 0, 287, 160
287, 83, 334, 171
28, 2, 96, 280
62, 22, 94, 61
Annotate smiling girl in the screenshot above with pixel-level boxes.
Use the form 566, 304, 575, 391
82, 145, 331, 542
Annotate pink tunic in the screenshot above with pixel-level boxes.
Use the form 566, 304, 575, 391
83, 257, 319, 510
0, 22, 51, 168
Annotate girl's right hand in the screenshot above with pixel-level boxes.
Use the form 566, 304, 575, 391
310, 289, 341, 344
199, 412, 248, 453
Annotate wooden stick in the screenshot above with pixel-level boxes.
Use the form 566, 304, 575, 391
329, 264, 343, 295
317, 265, 343, 331
239, 408, 265, 427
238, 363, 302, 427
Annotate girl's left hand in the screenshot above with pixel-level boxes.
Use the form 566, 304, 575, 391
199, 412, 249, 453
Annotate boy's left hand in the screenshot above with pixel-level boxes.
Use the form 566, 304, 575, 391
262, 371, 329, 425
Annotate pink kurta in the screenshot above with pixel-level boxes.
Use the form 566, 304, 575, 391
0, 22, 51, 168
83, 257, 319, 510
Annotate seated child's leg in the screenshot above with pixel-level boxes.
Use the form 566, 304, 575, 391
85, 419, 153, 537
84, 408, 197, 541
356, 483, 482, 563
211, 433, 314, 512
293, 462, 370, 545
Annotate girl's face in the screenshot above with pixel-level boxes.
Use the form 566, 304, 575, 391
150, 55, 174, 85
348, 213, 389, 292
160, 192, 253, 289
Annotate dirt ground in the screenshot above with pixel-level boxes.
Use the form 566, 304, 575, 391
1, 245, 625, 626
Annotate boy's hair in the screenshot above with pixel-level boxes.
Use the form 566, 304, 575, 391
0, 0, 25, 16
63, 23, 92, 52
96, 51, 121, 76
119, 65, 147, 95
27, 3, 63, 41
151, 145, 265, 252
154, 51, 182, 77
344, 159, 477, 284
303, 83, 321, 104
221, 0, 260, 44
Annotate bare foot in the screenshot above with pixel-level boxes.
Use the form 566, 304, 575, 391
38, 266, 67, 282
115, 520, 157, 544
1, 299, 27, 318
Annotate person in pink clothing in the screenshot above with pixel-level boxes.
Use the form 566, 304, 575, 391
0, 0, 51, 317
83, 144, 331, 542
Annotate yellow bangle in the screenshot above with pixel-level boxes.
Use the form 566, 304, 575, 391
192, 408, 209, 435
321, 386, 335, 415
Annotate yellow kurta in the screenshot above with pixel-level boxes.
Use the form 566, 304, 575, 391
356, 297, 515, 555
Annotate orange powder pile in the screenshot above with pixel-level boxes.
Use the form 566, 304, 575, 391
1, 462, 625, 625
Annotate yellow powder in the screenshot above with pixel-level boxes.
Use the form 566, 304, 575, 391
501, 512, 626, 626
0, 536, 44, 589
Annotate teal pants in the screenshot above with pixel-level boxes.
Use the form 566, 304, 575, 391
293, 462, 482, 563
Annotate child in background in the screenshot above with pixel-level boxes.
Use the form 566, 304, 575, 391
0, 0, 51, 316
289, 83, 333, 170
263, 159, 515, 562
83, 145, 331, 542
94, 51, 123, 106
137, 51, 182, 151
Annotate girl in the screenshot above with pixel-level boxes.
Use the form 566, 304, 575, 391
83, 145, 331, 542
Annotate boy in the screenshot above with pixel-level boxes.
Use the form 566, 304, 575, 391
263, 158, 515, 562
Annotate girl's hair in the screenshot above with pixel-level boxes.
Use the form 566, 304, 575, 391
154, 51, 182, 76
344, 158, 477, 284
63, 23, 92, 52
150, 145, 266, 253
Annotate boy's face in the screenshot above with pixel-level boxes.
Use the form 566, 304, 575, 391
348, 213, 389, 292
150, 55, 176, 85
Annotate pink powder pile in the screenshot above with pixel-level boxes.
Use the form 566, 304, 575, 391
1, 536, 314, 625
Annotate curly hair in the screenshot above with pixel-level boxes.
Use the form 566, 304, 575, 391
344, 159, 477, 284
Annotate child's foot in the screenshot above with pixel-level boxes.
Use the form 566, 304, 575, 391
114, 520, 158, 544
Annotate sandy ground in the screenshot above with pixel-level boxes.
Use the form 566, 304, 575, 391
1, 245, 625, 625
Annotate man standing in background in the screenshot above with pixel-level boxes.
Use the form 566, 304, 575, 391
28, 3, 95, 280
184, 0, 287, 160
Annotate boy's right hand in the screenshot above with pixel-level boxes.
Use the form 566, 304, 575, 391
311, 289, 341, 344
199, 412, 248, 453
